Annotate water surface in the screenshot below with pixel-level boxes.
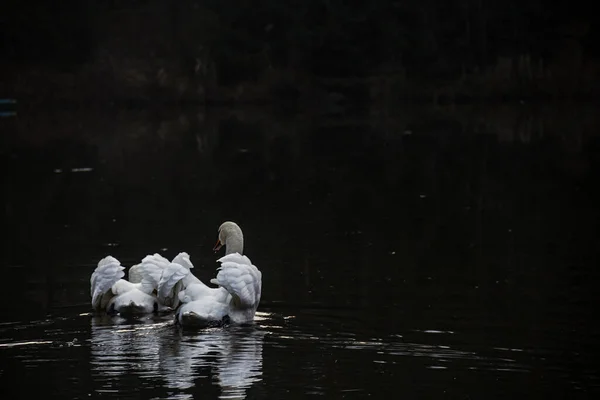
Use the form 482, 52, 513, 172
1, 106, 599, 398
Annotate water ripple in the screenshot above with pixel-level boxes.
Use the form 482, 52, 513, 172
90, 315, 265, 399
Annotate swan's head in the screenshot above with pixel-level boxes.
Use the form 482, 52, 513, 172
213, 221, 244, 254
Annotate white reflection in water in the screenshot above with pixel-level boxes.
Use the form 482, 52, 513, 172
160, 328, 264, 399
90, 315, 264, 399
90, 316, 163, 384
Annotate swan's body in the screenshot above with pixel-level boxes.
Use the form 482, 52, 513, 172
90, 254, 177, 315
158, 222, 262, 328
172, 253, 261, 326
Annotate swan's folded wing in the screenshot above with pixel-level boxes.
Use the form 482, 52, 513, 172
172, 252, 195, 270
136, 252, 179, 292
210, 254, 262, 308
141, 253, 171, 270
90, 256, 125, 309
158, 262, 193, 307
133, 260, 165, 294
158, 253, 202, 306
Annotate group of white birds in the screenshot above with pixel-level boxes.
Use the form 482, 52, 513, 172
90, 221, 262, 328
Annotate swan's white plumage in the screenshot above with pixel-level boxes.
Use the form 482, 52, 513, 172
90, 254, 174, 314
172, 252, 195, 270
211, 253, 262, 309
106, 278, 158, 314
144, 252, 199, 308
90, 221, 263, 323
159, 249, 262, 327
91, 256, 125, 310
178, 280, 228, 304
170, 269, 230, 325
136, 253, 176, 296
158, 259, 199, 308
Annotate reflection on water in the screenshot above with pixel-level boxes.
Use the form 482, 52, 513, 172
90, 315, 264, 399
0, 309, 598, 398
161, 328, 263, 399
90, 316, 163, 386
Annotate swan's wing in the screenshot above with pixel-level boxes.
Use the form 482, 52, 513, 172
172, 252, 195, 270
210, 253, 262, 308
141, 253, 171, 270
132, 260, 167, 295
90, 256, 125, 310
157, 253, 201, 307
158, 262, 192, 307
126, 252, 174, 297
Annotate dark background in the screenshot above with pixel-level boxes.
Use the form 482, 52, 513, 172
2, 0, 600, 105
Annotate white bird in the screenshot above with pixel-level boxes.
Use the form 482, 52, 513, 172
158, 221, 262, 328
90, 253, 180, 315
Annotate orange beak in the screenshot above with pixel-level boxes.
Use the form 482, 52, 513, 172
213, 239, 223, 252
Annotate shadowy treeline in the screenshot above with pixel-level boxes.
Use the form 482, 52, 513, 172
2, 0, 599, 106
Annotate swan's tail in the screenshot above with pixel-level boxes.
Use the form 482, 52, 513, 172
210, 253, 262, 309
90, 256, 125, 310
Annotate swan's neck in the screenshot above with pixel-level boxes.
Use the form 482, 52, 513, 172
225, 234, 244, 255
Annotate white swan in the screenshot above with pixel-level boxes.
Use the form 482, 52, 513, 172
90, 253, 182, 315
158, 221, 262, 328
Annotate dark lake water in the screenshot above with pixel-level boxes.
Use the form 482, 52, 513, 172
1, 105, 599, 398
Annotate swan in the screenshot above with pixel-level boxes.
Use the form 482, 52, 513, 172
157, 221, 262, 328
90, 253, 182, 315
